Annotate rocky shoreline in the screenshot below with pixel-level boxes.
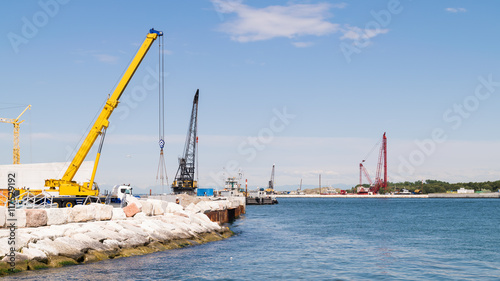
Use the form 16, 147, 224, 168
0, 198, 241, 276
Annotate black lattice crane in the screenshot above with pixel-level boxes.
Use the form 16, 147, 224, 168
172, 90, 199, 194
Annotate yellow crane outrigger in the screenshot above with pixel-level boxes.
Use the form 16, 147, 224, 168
42, 29, 163, 199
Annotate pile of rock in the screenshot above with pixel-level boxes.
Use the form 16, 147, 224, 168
0, 200, 232, 275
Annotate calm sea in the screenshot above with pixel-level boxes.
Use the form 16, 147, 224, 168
6, 198, 500, 280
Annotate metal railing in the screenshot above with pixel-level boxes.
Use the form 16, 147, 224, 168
83, 196, 101, 205
16, 190, 56, 209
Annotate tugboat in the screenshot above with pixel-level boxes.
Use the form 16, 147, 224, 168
246, 188, 278, 205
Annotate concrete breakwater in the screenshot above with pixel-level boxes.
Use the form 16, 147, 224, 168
0, 197, 244, 275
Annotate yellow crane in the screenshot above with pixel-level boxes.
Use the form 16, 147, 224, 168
0, 105, 31, 164
44, 29, 163, 200
9, 29, 163, 207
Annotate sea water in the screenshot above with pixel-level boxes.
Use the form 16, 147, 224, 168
6, 198, 500, 280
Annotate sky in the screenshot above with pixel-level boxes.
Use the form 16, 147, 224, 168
1, 0, 500, 193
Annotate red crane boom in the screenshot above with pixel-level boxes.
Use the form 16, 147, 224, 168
357, 132, 387, 195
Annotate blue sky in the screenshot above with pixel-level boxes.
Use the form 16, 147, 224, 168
1, 0, 500, 192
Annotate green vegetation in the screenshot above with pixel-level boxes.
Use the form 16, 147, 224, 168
349, 180, 500, 194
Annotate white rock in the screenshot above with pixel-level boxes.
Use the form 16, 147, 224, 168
165, 202, 184, 213
52, 237, 85, 259
0, 238, 11, 257
102, 239, 120, 250
92, 203, 113, 221
119, 235, 149, 248
111, 208, 126, 220
186, 203, 202, 213
31, 226, 62, 241
140, 201, 153, 216
5, 209, 27, 228
134, 212, 147, 220
125, 195, 142, 210
29, 239, 59, 256
0, 206, 6, 228
147, 199, 164, 216
70, 233, 107, 251
21, 247, 47, 261
46, 208, 68, 225
196, 201, 211, 213
68, 205, 93, 222
102, 221, 124, 233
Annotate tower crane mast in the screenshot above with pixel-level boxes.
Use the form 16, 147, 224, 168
172, 90, 199, 194
0, 105, 31, 164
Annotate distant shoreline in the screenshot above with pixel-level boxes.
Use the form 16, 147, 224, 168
275, 193, 500, 198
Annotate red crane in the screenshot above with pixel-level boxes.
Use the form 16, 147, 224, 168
357, 132, 387, 194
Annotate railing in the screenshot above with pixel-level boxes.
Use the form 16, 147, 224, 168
16, 190, 56, 209
83, 196, 101, 205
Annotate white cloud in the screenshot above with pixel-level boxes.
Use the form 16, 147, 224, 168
340, 25, 389, 42
292, 41, 314, 48
93, 54, 119, 64
445, 7, 467, 13
212, 0, 343, 43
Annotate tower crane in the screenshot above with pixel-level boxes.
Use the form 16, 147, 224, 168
172, 89, 199, 194
0, 105, 31, 164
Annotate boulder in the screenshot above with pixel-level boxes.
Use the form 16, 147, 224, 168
147, 199, 164, 216
196, 201, 211, 213
31, 226, 63, 241
125, 196, 142, 210
0, 206, 6, 228
185, 203, 202, 214
1, 252, 29, 263
0, 238, 11, 257
25, 209, 48, 227
6, 209, 27, 228
28, 239, 60, 256
91, 203, 113, 221
165, 202, 184, 214
70, 233, 107, 251
46, 208, 68, 225
123, 203, 140, 217
140, 201, 153, 216
52, 237, 85, 260
21, 247, 47, 262
68, 205, 93, 222
102, 239, 120, 251
102, 221, 124, 232
111, 208, 126, 220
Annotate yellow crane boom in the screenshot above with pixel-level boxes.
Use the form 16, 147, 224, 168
0, 105, 31, 164
45, 29, 163, 196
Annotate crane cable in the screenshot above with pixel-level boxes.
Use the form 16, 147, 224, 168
156, 34, 168, 194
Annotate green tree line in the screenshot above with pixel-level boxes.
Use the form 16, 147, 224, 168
349, 180, 500, 194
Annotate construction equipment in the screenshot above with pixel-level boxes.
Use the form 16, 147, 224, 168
357, 132, 387, 195
357, 161, 373, 194
0, 105, 31, 164
14, 29, 163, 207
172, 90, 199, 194
265, 164, 275, 194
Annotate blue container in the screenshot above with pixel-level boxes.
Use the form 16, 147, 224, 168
197, 188, 214, 197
